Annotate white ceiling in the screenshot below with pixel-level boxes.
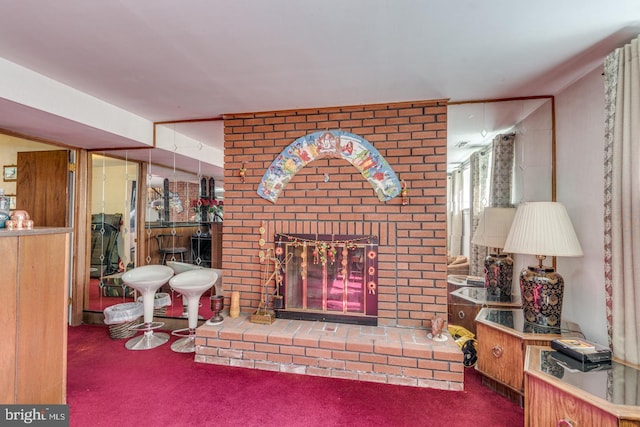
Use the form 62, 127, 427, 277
0, 1, 638, 177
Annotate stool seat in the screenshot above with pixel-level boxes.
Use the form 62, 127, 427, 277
166, 260, 204, 274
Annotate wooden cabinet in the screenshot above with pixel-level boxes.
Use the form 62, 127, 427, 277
448, 286, 520, 335
525, 346, 640, 427
475, 308, 577, 405
0, 228, 70, 404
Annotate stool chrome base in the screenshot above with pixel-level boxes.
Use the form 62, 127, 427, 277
125, 331, 170, 350
171, 327, 195, 353
125, 322, 169, 350
170, 336, 196, 353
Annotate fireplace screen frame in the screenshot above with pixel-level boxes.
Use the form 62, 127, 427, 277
274, 233, 378, 326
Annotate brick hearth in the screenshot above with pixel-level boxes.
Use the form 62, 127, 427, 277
194, 315, 464, 390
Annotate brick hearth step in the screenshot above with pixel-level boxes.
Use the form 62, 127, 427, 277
194, 315, 464, 390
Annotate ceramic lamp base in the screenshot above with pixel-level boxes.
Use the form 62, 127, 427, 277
519, 265, 564, 327
483, 253, 513, 302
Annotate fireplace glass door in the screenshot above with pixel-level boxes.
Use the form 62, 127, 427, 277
275, 233, 378, 325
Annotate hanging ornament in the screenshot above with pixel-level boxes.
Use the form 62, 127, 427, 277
259, 221, 266, 263
319, 242, 327, 266
367, 281, 377, 294
401, 180, 409, 206
301, 241, 307, 279
327, 244, 337, 264
239, 162, 247, 183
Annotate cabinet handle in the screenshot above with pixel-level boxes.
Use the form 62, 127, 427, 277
457, 310, 465, 319
557, 420, 574, 427
491, 345, 503, 358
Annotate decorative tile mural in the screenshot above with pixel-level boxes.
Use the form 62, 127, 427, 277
257, 130, 402, 203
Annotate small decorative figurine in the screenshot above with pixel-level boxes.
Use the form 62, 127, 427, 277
428, 315, 448, 342
8, 210, 32, 230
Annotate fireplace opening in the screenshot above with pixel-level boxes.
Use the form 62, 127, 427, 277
274, 233, 378, 326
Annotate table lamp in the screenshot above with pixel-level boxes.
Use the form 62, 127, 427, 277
471, 207, 516, 301
503, 202, 583, 328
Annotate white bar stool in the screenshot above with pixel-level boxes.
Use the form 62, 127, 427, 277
169, 269, 220, 353
121, 265, 175, 350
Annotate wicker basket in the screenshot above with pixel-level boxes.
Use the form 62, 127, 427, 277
108, 317, 142, 339
104, 301, 145, 339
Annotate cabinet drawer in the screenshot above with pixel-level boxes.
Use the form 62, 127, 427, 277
526, 375, 619, 427
476, 323, 524, 391
447, 302, 479, 335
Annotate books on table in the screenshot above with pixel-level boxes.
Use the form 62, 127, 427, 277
551, 338, 611, 364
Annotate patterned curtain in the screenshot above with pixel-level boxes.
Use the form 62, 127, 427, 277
490, 134, 515, 208
604, 35, 640, 365
469, 150, 490, 276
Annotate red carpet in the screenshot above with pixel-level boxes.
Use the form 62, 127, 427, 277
67, 324, 524, 427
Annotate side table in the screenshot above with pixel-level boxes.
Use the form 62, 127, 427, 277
524, 346, 640, 426
448, 286, 521, 335
475, 308, 581, 406
447, 274, 483, 294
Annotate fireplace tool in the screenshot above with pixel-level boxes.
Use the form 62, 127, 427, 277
250, 250, 292, 324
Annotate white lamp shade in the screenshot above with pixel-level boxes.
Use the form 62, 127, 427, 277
471, 207, 516, 249
503, 202, 583, 257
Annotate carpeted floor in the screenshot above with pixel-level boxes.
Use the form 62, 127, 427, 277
67, 324, 524, 427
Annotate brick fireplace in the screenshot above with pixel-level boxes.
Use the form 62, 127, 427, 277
194, 99, 464, 389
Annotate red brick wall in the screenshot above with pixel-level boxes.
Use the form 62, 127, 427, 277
222, 100, 448, 327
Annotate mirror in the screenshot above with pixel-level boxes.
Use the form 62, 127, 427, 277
85, 155, 222, 318
84, 119, 225, 319
86, 154, 139, 312
144, 164, 219, 224
446, 97, 554, 285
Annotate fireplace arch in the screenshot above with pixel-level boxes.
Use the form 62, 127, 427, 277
257, 130, 402, 203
